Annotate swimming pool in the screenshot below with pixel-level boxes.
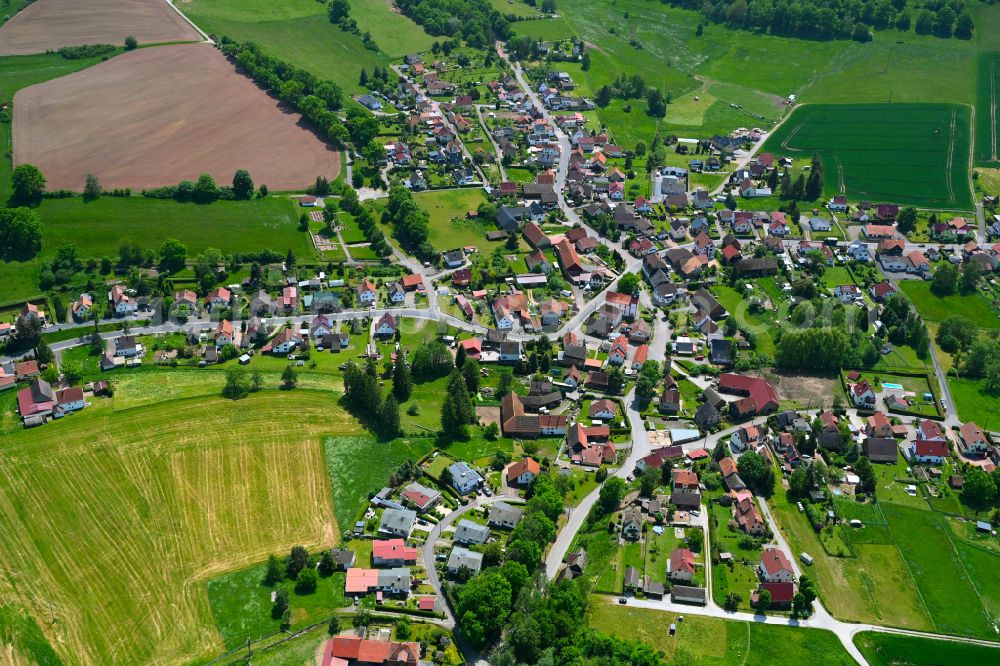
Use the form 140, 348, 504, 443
882, 382, 904, 390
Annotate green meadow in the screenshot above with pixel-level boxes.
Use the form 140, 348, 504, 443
181, 0, 394, 93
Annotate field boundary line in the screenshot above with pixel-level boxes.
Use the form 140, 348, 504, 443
990, 60, 998, 163
879, 504, 937, 631
937, 514, 994, 633
945, 109, 957, 205
166, 0, 212, 43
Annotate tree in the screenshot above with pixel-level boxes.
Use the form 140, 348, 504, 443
596, 85, 612, 108
393, 355, 413, 401
441, 369, 474, 439
639, 466, 659, 498
285, 545, 310, 579
328, 0, 351, 23
896, 206, 918, 234
963, 467, 997, 507
931, 262, 959, 296
724, 593, 742, 611
737, 450, 774, 497
937, 315, 977, 352
462, 359, 480, 395
222, 366, 250, 399
804, 153, 824, 200
0, 207, 43, 259
124, 36, 138, 50
295, 566, 318, 594
232, 169, 254, 199
158, 238, 187, 273
194, 173, 217, 202
498, 371, 513, 396
955, 11, 974, 39
599, 477, 626, 514
756, 588, 771, 612
377, 395, 401, 439
457, 572, 512, 647
264, 554, 283, 585
272, 587, 289, 619
12, 164, 45, 203
410, 341, 453, 380
581, 50, 591, 71
617, 272, 639, 294
455, 342, 467, 368
83, 173, 101, 200
855, 456, 877, 496
541, 0, 556, 12
286, 248, 296, 267
327, 614, 341, 636
960, 262, 982, 294
281, 364, 298, 389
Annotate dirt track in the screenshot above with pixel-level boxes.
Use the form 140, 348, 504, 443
0, 0, 202, 56
13, 43, 341, 191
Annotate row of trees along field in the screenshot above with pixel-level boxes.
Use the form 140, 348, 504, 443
665, 0, 973, 41
218, 39, 380, 152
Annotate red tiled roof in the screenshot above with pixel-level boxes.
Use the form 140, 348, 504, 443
372, 539, 417, 563
507, 458, 540, 481
760, 548, 793, 575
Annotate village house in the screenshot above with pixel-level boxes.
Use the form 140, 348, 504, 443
378, 508, 417, 539
447, 461, 484, 495
758, 549, 795, 583
372, 539, 418, 567
507, 458, 540, 486
667, 548, 697, 583
447, 546, 483, 575
454, 519, 490, 545
488, 502, 523, 529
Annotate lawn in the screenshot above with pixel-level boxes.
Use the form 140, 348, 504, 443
854, 631, 1000, 666
181, 0, 392, 94
762, 103, 974, 210
0, 51, 121, 198
0, 389, 360, 665
899, 280, 1000, 329
711, 285, 777, 356
207, 558, 348, 649
589, 601, 856, 666
413, 188, 491, 252
322, 435, 435, 534
949, 376, 1000, 424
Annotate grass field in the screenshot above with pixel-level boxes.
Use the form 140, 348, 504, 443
38, 196, 307, 258
976, 53, 1000, 166
949, 376, 1000, 423
854, 631, 1000, 666
0, 388, 360, 665
182, 0, 391, 94
899, 280, 1000, 328
589, 601, 856, 666
413, 188, 492, 252
514, 2, 1000, 142
0, 51, 118, 198
762, 103, 973, 209
0, 195, 309, 305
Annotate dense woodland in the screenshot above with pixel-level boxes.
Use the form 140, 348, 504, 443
395, 0, 514, 47
664, 0, 974, 40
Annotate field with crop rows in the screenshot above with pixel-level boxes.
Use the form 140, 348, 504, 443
763, 103, 973, 209
0, 389, 359, 665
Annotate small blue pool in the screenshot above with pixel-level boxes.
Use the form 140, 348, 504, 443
882, 382, 903, 390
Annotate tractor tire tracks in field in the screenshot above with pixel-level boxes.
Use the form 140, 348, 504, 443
945, 109, 957, 205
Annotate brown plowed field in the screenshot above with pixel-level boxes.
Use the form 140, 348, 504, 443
13, 43, 341, 191
0, 0, 202, 56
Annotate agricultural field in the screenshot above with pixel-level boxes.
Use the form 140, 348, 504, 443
976, 53, 1000, 167
589, 602, 856, 666
0, 51, 118, 199
514, 2, 1000, 142
762, 103, 973, 209
0, 388, 360, 665
854, 631, 1000, 666
181, 0, 392, 94
14, 43, 341, 191
0, 0, 201, 56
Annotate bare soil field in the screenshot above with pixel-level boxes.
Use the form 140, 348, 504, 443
13, 43, 341, 191
762, 369, 840, 409
0, 0, 202, 56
